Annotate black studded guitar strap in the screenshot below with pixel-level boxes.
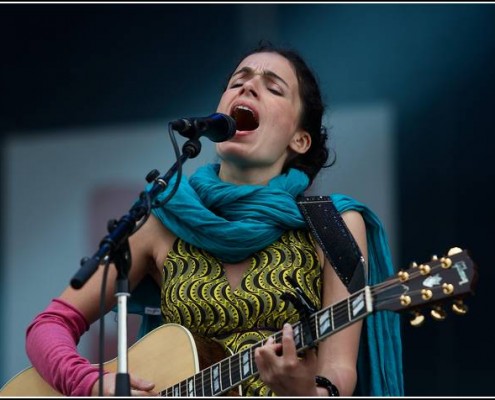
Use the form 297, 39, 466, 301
297, 195, 367, 294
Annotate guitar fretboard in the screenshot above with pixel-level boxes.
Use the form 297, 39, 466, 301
161, 287, 373, 397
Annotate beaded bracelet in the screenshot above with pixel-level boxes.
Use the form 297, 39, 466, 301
315, 375, 340, 396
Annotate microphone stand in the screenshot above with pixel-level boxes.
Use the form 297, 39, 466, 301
70, 138, 202, 396
112, 236, 132, 396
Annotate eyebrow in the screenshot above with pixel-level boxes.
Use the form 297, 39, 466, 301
231, 66, 289, 88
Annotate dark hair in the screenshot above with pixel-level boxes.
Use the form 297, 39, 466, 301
224, 41, 335, 184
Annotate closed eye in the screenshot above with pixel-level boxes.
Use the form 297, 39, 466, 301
268, 88, 283, 96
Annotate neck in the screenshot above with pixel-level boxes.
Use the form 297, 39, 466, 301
218, 162, 284, 186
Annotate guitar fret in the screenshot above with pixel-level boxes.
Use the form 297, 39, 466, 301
252, 346, 259, 375
240, 349, 251, 380
194, 372, 203, 396
231, 352, 241, 386
172, 382, 180, 397
220, 358, 231, 393
202, 369, 212, 397
351, 291, 367, 319
181, 379, 188, 397
347, 297, 352, 321
293, 323, 303, 348
211, 363, 222, 395
317, 307, 332, 337
333, 299, 350, 329
186, 377, 194, 397
314, 316, 320, 341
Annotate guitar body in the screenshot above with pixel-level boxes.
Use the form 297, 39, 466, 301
0, 323, 234, 397
0, 366, 62, 397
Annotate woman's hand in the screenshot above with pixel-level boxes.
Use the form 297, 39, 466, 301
91, 373, 157, 396
254, 323, 319, 396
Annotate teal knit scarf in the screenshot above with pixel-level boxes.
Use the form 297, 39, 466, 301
150, 163, 310, 263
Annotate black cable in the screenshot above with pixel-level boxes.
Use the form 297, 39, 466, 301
129, 188, 152, 236
150, 123, 183, 209
98, 257, 111, 396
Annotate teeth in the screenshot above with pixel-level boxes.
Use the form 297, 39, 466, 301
231, 105, 257, 120
235, 105, 253, 112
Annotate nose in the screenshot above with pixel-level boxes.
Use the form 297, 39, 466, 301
239, 76, 261, 98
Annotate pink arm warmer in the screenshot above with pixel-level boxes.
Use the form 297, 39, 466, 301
25, 298, 104, 396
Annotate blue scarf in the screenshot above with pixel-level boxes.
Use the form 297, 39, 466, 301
330, 194, 404, 396
130, 163, 404, 396
150, 163, 310, 263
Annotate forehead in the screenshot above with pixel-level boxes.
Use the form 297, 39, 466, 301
234, 52, 298, 84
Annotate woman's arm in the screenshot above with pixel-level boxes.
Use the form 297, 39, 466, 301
315, 210, 368, 396
254, 209, 368, 396
26, 214, 175, 396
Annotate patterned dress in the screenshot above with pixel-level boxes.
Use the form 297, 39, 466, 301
160, 229, 322, 396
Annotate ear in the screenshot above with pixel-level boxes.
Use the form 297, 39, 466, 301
289, 130, 312, 155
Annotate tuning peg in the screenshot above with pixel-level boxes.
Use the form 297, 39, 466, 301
452, 299, 468, 315
419, 264, 431, 275
431, 254, 438, 261
410, 310, 425, 327
421, 289, 433, 301
410, 261, 418, 268
440, 256, 453, 268
430, 305, 447, 321
398, 270, 409, 282
442, 283, 454, 295
400, 295, 412, 306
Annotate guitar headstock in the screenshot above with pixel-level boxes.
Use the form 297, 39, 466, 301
374, 247, 478, 326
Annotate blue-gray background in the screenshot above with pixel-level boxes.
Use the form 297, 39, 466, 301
1, 3, 494, 396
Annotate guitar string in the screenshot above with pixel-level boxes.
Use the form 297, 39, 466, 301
163, 261, 455, 396
171, 288, 369, 396
169, 286, 445, 396
170, 275, 436, 396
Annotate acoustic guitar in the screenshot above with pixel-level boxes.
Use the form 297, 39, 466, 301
0, 247, 478, 396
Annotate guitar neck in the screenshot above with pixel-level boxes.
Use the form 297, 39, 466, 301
161, 287, 374, 397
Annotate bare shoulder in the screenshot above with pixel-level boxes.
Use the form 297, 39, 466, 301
130, 213, 177, 271
340, 210, 366, 236
340, 209, 368, 262
133, 212, 176, 243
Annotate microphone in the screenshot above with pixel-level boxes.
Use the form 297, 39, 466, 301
171, 113, 236, 142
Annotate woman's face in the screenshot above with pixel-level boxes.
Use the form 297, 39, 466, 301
216, 52, 310, 177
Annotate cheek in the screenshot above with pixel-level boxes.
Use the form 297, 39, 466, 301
269, 102, 299, 128
216, 92, 231, 113
265, 114, 297, 142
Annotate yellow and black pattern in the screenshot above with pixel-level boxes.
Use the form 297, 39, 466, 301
161, 229, 322, 396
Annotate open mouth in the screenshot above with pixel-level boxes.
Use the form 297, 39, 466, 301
230, 105, 259, 131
